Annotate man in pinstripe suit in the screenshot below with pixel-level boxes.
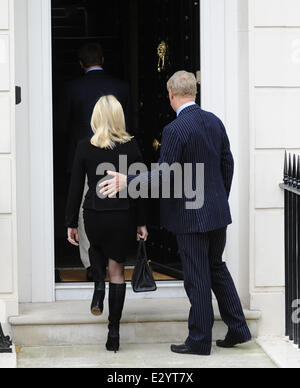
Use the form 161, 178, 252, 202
100, 71, 252, 356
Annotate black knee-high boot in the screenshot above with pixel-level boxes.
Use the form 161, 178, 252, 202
106, 283, 126, 353
91, 281, 106, 316
89, 247, 107, 316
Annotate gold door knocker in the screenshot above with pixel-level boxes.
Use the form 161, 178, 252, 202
157, 41, 167, 73
153, 138, 162, 152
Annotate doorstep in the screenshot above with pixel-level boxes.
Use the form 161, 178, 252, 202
55, 281, 187, 301
256, 336, 300, 368
17, 342, 276, 369
9, 299, 261, 347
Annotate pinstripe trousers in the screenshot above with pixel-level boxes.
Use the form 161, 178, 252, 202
176, 228, 251, 355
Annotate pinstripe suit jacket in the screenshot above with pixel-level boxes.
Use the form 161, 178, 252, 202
129, 104, 234, 234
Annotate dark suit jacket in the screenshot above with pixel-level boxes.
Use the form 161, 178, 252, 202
65, 138, 146, 229
60, 70, 131, 172
128, 104, 234, 235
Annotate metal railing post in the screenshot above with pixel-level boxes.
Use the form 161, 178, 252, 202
0, 323, 12, 354
292, 155, 297, 343
296, 156, 300, 349
281, 152, 300, 347
284, 152, 290, 337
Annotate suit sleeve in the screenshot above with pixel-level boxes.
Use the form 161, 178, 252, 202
56, 83, 73, 173
65, 144, 86, 228
58, 83, 72, 140
131, 140, 147, 226
159, 125, 184, 165
127, 125, 184, 191
219, 120, 234, 197
123, 84, 132, 133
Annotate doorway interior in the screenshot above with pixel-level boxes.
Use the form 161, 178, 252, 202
51, 0, 200, 284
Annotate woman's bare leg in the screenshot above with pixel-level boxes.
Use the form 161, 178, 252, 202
108, 259, 125, 284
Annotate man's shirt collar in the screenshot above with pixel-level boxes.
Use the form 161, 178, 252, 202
86, 66, 103, 73
177, 101, 196, 117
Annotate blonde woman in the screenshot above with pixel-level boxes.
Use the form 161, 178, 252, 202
65, 95, 148, 353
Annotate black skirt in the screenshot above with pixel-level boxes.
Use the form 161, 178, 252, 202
83, 208, 137, 264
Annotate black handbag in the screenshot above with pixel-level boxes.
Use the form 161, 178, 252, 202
131, 240, 157, 293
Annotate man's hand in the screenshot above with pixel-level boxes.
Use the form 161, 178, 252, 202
99, 171, 127, 198
68, 228, 79, 246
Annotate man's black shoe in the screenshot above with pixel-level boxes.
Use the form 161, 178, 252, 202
216, 337, 251, 348
171, 344, 210, 356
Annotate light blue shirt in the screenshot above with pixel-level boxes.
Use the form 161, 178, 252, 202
177, 101, 196, 117
86, 66, 103, 73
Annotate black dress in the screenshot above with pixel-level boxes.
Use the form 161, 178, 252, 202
65, 138, 147, 274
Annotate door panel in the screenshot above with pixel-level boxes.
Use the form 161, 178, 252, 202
136, 0, 200, 279
51, 0, 200, 281
51, 0, 131, 271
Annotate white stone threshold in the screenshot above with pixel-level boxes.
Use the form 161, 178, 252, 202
55, 281, 187, 301
10, 299, 261, 326
256, 337, 300, 369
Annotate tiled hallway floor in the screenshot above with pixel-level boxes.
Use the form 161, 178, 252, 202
17, 342, 276, 368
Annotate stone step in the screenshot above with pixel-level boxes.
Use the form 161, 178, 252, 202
17, 343, 276, 369
9, 298, 261, 347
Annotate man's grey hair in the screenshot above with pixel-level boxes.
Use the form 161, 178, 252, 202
167, 70, 197, 97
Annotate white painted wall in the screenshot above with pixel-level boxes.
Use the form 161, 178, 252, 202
201, 0, 250, 306
249, 0, 300, 336
0, 0, 19, 330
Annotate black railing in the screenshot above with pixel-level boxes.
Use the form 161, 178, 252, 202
280, 152, 300, 347
0, 323, 12, 353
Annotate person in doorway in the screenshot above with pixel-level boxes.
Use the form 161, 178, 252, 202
66, 95, 147, 353
99, 71, 252, 356
60, 42, 131, 273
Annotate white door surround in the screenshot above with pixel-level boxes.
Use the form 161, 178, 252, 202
27, 0, 55, 302
18, 0, 247, 304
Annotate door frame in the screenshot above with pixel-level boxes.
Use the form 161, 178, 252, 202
24, 0, 241, 302
27, 0, 55, 302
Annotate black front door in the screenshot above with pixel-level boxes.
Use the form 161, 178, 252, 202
51, 0, 133, 272
135, 0, 200, 280
51, 0, 200, 281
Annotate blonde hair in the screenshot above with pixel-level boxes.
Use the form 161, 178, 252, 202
167, 70, 197, 97
90, 95, 133, 149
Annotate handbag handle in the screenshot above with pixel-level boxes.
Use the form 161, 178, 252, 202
137, 239, 148, 260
